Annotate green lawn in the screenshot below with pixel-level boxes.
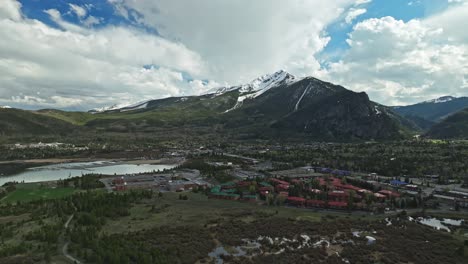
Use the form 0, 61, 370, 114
1, 183, 76, 203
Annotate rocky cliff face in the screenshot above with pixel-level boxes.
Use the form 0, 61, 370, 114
270, 89, 404, 140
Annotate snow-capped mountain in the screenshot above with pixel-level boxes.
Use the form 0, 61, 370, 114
0, 105, 12, 109
210, 70, 297, 96
29, 69, 412, 141
392, 96, 468, 122
210, 70, 298, 112
423, 96, 456, 104
91, 70, 298, 113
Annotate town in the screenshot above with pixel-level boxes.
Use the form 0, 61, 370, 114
89, 145, 468, 215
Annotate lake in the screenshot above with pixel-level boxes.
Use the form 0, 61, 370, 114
0, 161, 177, 186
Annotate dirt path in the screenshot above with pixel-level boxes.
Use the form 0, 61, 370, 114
64, 214, 74, 228
62, 242, 81, 264
61, 214, 82, 264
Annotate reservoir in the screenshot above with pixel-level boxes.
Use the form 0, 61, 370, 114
0, 161, 177, 186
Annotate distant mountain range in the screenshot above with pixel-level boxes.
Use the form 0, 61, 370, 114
83, 70, 413, 141
2, 71, 468, 141
392, 96, 468, 122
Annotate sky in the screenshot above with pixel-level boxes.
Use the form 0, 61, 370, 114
0, 0, 467, 110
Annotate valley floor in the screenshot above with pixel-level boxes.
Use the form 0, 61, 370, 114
0, 190, 467, 264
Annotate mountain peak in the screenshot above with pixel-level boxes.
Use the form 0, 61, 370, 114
211, 70, 297, 95
248, 70, 296, 90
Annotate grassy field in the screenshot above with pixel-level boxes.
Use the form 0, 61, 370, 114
1, 183, 76, 203
101, 192, 373, 235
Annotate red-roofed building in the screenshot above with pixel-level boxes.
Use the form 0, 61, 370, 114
291, 179, 303, 184
306, 199, 326, 208
378, 190, 400, 198
287, 197, 306, 206
113, 178, 125, 185
318, 178, 327, 186
270, 178, 289, 186
339, 184, 362, 192
328, 201, 348, 209
374, 193, 387, 200
328, 190, 349, 201
358, 189, 373, 195
276, 184, 290, 192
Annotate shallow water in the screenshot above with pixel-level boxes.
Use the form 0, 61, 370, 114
0, 161, 176, 185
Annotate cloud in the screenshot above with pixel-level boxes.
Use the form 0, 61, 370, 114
0, 0, 22, 21
69, 3, 87, 18
2, 0, 465, 110
44, 9, 86, 33
355, 0, 372, 5
325, 9, 468, 105
82, 16, 101, 27
345, 8, 367, 24
0, 1, 212, 110
109, 0, 355, 83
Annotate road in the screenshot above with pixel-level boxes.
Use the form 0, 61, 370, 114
99, 178, 114, 193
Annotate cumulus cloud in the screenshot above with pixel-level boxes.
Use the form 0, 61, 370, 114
0, 1, 212, 110
1, 0, 466, 109
0, 0, 22, 21
325, 8, 468, 105
109, 0, 355, 83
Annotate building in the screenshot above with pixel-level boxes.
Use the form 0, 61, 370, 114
287, 197, 306, 207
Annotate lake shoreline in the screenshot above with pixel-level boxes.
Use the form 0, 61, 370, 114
0, 157, 183, 166
0, 159, 182, 186
0, 157, 183, 177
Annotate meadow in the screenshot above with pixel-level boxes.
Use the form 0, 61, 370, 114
1, 183, 76, 203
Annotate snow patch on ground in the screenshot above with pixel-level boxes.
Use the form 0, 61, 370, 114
409, 216, 464, 233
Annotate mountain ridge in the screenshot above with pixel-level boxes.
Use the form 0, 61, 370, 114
392, 96, 468, 123
2, 71, 425, 141
426, 107, 468, 139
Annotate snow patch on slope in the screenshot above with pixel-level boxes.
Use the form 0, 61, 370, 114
91, 100, 150, 113
423, 96, 456, 104
223, 70, 298, 113
294, 84, 312, 111
213, 70, 296, 96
